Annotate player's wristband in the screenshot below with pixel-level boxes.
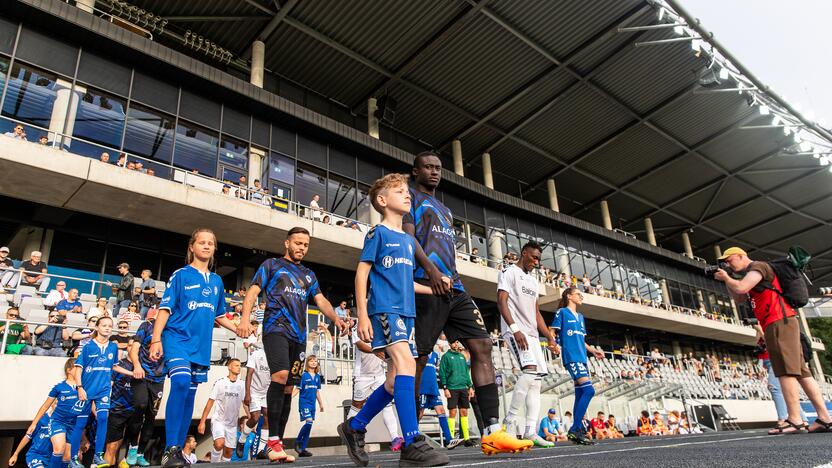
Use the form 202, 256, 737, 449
24, 433, 32, 439
509, 323, 520, 334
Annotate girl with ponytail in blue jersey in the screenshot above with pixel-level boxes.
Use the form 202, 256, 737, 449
293, 355, 323, 457
27, 358, 81, 468
149, 228, 240, 468
70, 316, 118, 468
549, 287, 605, 446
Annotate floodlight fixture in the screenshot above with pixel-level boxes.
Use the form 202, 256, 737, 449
800, 141, 812, 152
759, 105, 770, 115
718, 67, 729, 80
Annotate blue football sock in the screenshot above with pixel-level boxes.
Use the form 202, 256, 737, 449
50, 453, 64, 468
570, 382, 595, 433
69, 413, 88, 458
165, 370, 192, 448
350, 385, 393, 431
393, 376, 419, 446
438, 414, 451, 444
95, 409, 109, 453
178, 384, 198, 446
296, 421, 313, 451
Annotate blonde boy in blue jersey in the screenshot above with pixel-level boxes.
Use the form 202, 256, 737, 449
338, 173, 450, 467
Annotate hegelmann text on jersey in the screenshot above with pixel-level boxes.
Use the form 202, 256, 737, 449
187, 301, 216, 311
382, 256, 413, 268
566, 329, 586, 337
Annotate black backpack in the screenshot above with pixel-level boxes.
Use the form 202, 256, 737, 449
762, 246, 811, 309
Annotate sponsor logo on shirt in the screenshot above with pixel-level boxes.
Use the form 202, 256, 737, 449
305, 275, 312, 283
382, 256, 413, 268
187, 301, 216, 311
283, 286, 308, 299
430, 225, 455, 237
566, 329, 586, 337
184, 284, 200, 290
521, 285, 536, 296
385, 243, 400, 247
202, 287, 212, 297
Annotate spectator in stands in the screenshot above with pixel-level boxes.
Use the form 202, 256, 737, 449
33, 311, 70, 356
237, 176, 249, 200
106, 263, 134, 309
137, 269, 156, 318
0, 307, 33, 354
99, 152, 110, 163
127, 161, 136, 170
562, 411, 573, 431
19, 251, 49, 291
70, 316, 98, 352
590, 412, 611, 440
538, 409, 566, 443
116, 153, 127, 167
5, 124, 27, 140
606, 415, 625, 438
181, 435, 198, 465
651, 411, 670, 435
321, 215, 331, 225
0, 246, 14, 292
334, 300, 349, 322
469, 247, 480, 263
118, 302, 142, 322
582, 274, 593, 294
667, 411, 680, 435
37, 134, 48, 145
110, 320, 131, 354
146, 168, 156, 177
135, 161, 146, 173
43, 280, 70, 308
55, 288, 83, 315
221, 184, 232, 196
310, 194, 322, 221
250, 179, 264, 202
637, 411, 654, 436
715, 246, 832, 433
87, 297, 110, 319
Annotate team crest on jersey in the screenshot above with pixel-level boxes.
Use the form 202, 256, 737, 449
202, 287, 211, 297
396, 317, 406, 331
306, 275, 312, 283
107, 353, 113, 360
382, 256, 394, 268
102, 396, 109, 403
299, 352, 306, 361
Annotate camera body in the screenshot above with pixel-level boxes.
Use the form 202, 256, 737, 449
704, 261, 746, 280
52, 314, 66, 324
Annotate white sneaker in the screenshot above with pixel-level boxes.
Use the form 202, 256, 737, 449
530, 434, 555, 448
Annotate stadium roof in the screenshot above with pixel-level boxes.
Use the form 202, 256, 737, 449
85, 0, 832, 284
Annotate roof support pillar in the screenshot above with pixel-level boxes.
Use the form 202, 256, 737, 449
660, 279, 670, 305
547, 178, 559, 212
250, 40, 265, 88
452, 139, 464, 176
600, 200, 612, 230
713, 245, 723, 261
482, 152, 494, 189
644, 217, 656, 246
681, 232, 694, 258
369, 204, 381, 227
367, 98, 380, 139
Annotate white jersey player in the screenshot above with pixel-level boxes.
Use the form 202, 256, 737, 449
236, 346, 271, 457
496, 242, 559, 447
197, 359, 246, 462
348, 326, 403, 451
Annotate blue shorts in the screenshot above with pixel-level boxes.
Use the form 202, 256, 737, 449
165, 357, 209, 384
370, 313, 416, 356
299, 405, 316, 422
565, 361, 590, 381
48, 418, 74, 437
420, 394, 442, 410
77, 394, 112, 416
26, 453, 49, 468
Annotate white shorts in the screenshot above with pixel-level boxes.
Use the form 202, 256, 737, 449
211, 420, 237, 448
352, 375, 385, 402
249, 392, 267, 413
504, 331, 549, 375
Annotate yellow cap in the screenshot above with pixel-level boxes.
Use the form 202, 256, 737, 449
717, 246, 747, 260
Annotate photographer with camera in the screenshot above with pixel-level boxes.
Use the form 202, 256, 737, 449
33, 310, 70, 356
713, 247, 831, 433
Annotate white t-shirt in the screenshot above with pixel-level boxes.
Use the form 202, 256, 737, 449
352, 330, 384, 378
246, 348, 271, 396
209, 376, 245, 428
497, 264, 540, 337
183, 453, 197, 465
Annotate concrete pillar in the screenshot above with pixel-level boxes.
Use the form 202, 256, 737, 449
729, 298, 740, 324
557, 250, 571, 277
21, 227, 46, 261
40, 229, 54, 263
644, 217, 657, 246
488, 230, 504, 265
671, 340, 682, 358
367, 98, 379, 139
713, 244, 723, 261
250, 40, 265, 88
49, 79, 84, 149
600, 200, 612, 230
482, 152, 494, 189
547, 179, 559, 212
369, 205, 381, 227
452, 140, 464, 176
660, 279, 670, 305
464, 222, 473, 253
76, 0, 95, 13
248, 147, 265, 186
681, 232, 693, 258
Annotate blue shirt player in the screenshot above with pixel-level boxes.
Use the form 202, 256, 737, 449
9, 413, 52, 468
293, 357, 323, 457
69, 316, 119, 468
418, 350, 453, 446
549, 287, 604, 445
235, 227, 347, 464
25, 358, 82, 468
149, 228, 238, 468
339, 173, 449, 467
126, 314, 166, 466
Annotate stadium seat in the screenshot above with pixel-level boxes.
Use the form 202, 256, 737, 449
13, 286, 39, 306
129, 320, 143, 331
27, 309, 49, 324
19, 296, 43, 319
210, 341, 223, 363
66, 313, 87, 328
79, 293, 96, 302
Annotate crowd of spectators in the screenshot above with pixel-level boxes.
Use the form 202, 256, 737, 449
536, 407, 700, 442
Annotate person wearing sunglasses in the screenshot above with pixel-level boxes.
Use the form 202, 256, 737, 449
118, 303, 142, 323
110, 320, 132, 356
33, 312, 70, 356
0, 307, 32, 354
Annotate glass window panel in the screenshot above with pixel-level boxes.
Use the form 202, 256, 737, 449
221, 167, 244, 185
131, 71, 178, 113
271, 125, 295, 155
466, 201, 484, 224
0, 17, 16, 54
174, 120, 219, 177
295, 163, 326, 211
297, 134, 326, 167
77, 52, 130, 96
356, 183, 371, 225
444, 192, 465, 220
2, 62, 60, 130
16, 27, 77, 76
518, 218, 535, 239
505, 226, 521, 256
454, 220, 468, 253
219, 135, 248, 170
122, 103, 174, 164
71, 86, 126, 157
469, 223, 487, 260
357, 158, 382, 184
252, 117, 269, 147
179, 89, 220, 129
329, 147, 355, 178
269, 151, 295, 187
221, 106, 250, 139
584, 252, 599, 283
598, 257, 613, 292
327, 174, 356, 218
271, 183, 292, 202
485, 208, 504, 231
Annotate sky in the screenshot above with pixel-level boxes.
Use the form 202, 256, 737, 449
681, 0, 832, 127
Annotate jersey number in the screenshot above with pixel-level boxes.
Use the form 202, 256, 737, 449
291, 360, 303, 376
